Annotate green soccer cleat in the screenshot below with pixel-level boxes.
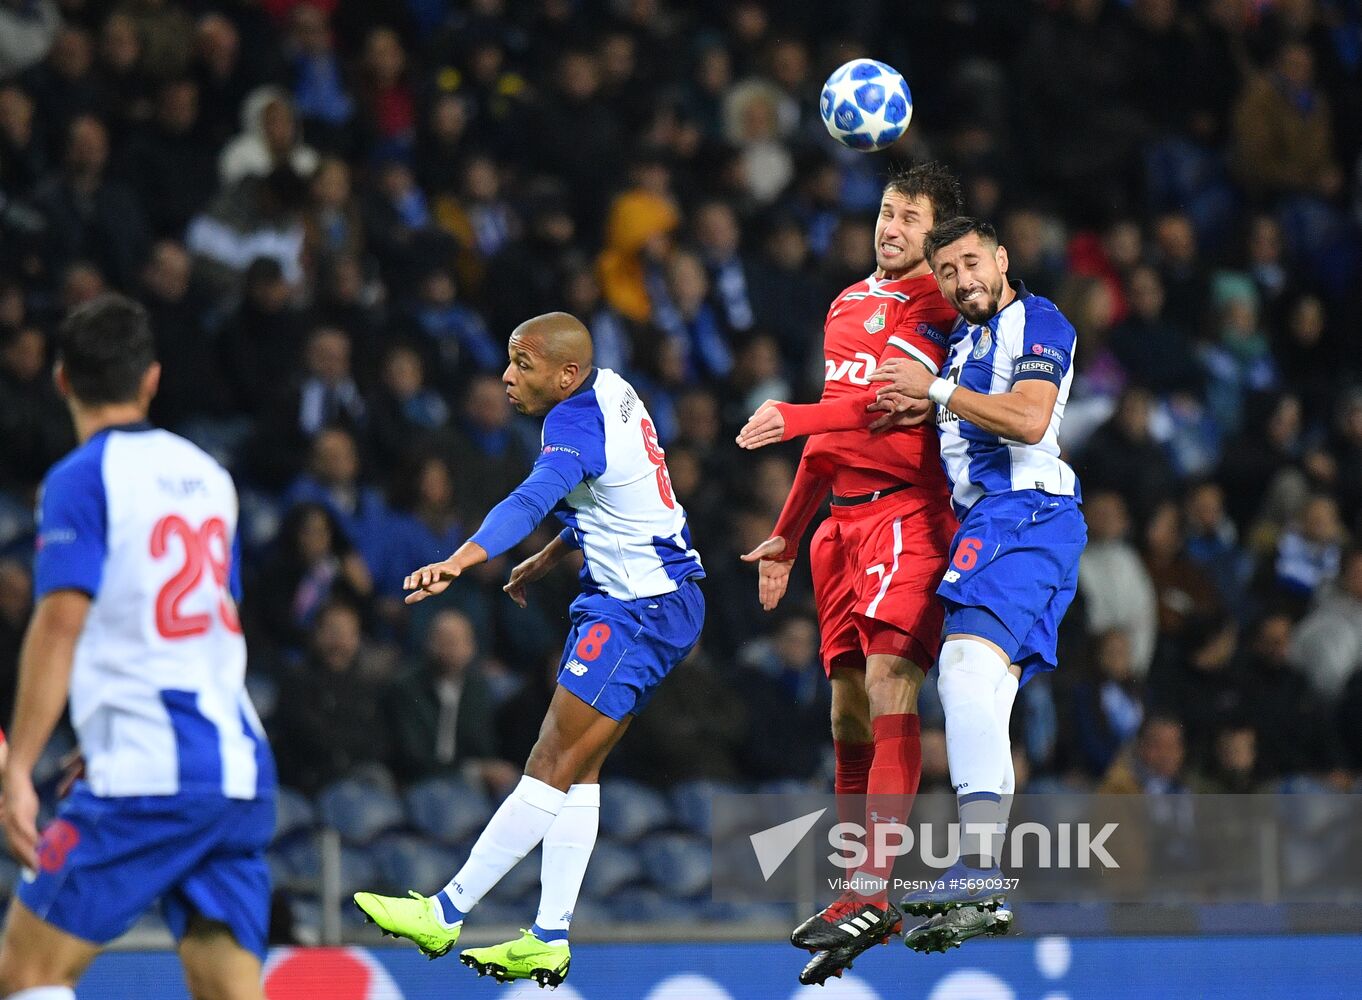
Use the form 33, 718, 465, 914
460, 930, 572, 989
353, 890, 461, 959
904, 901, 1014, 954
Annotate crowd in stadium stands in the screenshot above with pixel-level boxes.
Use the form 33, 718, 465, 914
1, 0, 1362, 811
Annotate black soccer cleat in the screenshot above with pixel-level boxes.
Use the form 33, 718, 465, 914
904, 901, 1014, 954
791, 895, 903, 952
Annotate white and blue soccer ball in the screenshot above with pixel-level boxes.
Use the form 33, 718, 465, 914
819, 58, 913, 152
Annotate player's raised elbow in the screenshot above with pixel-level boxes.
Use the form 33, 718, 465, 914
1017, 421, 1047, 446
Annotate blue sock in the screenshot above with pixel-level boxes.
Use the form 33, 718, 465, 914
531, 922, 569, 943
436, 889, 467, 925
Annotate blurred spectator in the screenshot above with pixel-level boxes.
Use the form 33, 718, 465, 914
1290, 546, 1362, 702
218, 256, 305, 423
141, 239, 224, 429
659, 249, 733, 382
1070, 628, 1144, 778
1142, 498, 1224, 661
0, 558, 31, 728
1078, 491, 1158, 679
435, 374, 534, 519
367, 342, 448, 467
356, 28, 414, 157
379, 455, 465, 603
118, 79, 219, 238
283, 426, 390, 575
1156, 613, 1246, 763
31, 113, 150, 289
1233, 40, 1342, 202
737, 615, 830, 782
1200, 272, 1277, 436
596, 187, 678, 323
0, 0, 59, 80
747, 213, 823, 376
0, 324, 73, 498
1151, 211, 1209, 335
302, 157, 363, 270
287, 4, 352, 140
1242, 611, 1341, 779
1273, 493, 1344, 600
692, 199, 755, 337
119, 0, 194, 82
1108, 265, 1199, 397
1075, 387, 1177, 523
0, 83, 47, 197
1217, 392, 1305, 532
382, 608, 513, 789
219, 87, 318, 187
1191, 722, 1265, 793
407, 264, 499, 376
1099, 714, 1189, 795
24, 26, 101, 140
290, 325, 366, 440
193, 14, 253, 147
249, 501, 373, 655
270, 600, 388, 793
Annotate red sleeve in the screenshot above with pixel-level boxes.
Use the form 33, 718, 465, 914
885, 303, 955, 375
769, 446, 828, 560
775, 391, 878, 439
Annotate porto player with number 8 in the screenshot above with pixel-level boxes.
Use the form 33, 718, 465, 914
353, 312, 704, 989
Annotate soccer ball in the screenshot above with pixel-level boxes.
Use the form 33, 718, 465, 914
819, 59, 913, 152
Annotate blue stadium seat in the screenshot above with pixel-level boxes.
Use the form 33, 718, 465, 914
405, 777, 493, 845
317, 778, 405, 845
338, 845, 381, 897
604, 887, 675, 924
670, 780, 738, 836
278, 835, 322, 883
600, 779, 673, 841
579, 840, 645, 898
371, 834, 460, 894
273, 786, 316, 842
697, 898, 791, 924
638, 834, 711, 897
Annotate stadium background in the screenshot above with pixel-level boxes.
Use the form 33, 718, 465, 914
0, 0, 1361, 994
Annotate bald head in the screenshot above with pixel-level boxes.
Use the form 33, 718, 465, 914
511, 311, 594, 367
504, 311, 596, 416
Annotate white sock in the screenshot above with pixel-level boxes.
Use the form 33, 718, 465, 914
533, 782, 600, 941
436, 775, 567, 923
993, 671, 1020, 854
8, 988, 77, 1000
937, 638, 1009, 867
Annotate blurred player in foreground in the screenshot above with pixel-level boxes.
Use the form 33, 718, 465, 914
735, 163, 961, 985
353, 312, 704, 988
870, 217, 1086, 953
0, 296, 276, 1000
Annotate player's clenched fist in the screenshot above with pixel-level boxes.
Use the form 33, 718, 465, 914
736, 400, 787, 450
871, 357, 936, 399
740, 535, 794, 611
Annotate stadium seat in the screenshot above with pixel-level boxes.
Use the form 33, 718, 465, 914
579, 840, 645, 898
338, 845, 381, 897
405, 776, 493, 845
604, 887, 676, 924
670, 780, 738, 837
600, 779, 673, 841
638, 834, 711, 897
273, 786, 316, 842
317, 778, 405, 845
370, 834, 460, 895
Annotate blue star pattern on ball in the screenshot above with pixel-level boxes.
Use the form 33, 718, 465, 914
819, 58, 913, 152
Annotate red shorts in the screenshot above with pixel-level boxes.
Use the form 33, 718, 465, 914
809, 485, 955, 677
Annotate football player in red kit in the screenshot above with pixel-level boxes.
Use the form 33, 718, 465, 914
736, 162, 961, 985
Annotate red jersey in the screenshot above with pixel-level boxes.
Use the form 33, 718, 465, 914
792, 271, 957, 494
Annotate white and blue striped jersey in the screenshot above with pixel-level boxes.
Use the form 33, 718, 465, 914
34, 423, 274, 799
936, 283, 1081, 516
546, 369, 704, 600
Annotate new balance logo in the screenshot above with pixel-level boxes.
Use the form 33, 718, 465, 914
565, 659, 589, 676
943, 570, 961, 583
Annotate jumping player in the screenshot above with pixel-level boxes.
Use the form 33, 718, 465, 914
735, 162, 961, 985
870, 217, 1086, 952
0, 296, 276, 1000
353, 312, 704, 988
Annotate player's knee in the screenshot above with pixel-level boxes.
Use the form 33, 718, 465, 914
936, 638, 1007, 711
0, 933, 75, 994
829, 704, 873, 743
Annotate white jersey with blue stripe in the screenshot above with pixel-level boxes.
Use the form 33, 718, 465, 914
936, 283, 1081, 516
34, 423, 273, 799
546, 369, 704, 600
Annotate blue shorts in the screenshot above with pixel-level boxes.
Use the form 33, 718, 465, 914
17, 786, 275, 959
557, 578, 705, 720
938, 491, 1086, 685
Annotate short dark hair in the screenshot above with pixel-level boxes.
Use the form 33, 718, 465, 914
56, 293, 155, 405
923, 216, 998, 267
883, 161, 964, 226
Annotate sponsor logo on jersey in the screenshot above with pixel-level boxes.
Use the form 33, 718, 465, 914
971, 328, 993, 360
825, 351, 878, 386
565, 659, 589, 676
541, 444, 581, 458
1032, 343, 1066, 363
863, 303, 887, 334
1016, 359, 1056, 374
918, 322, 948, 346
943, 569, 961, 584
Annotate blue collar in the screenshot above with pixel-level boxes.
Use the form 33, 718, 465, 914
92, 420, 154, 439
567, 367, 598, 399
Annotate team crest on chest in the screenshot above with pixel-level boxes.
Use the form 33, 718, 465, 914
971, 327, 993, 360
864, 302, 887, 334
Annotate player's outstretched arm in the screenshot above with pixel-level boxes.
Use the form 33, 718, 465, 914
4, 590, 90, 868
504, 532, 577, 608
737, 393, 882, 449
